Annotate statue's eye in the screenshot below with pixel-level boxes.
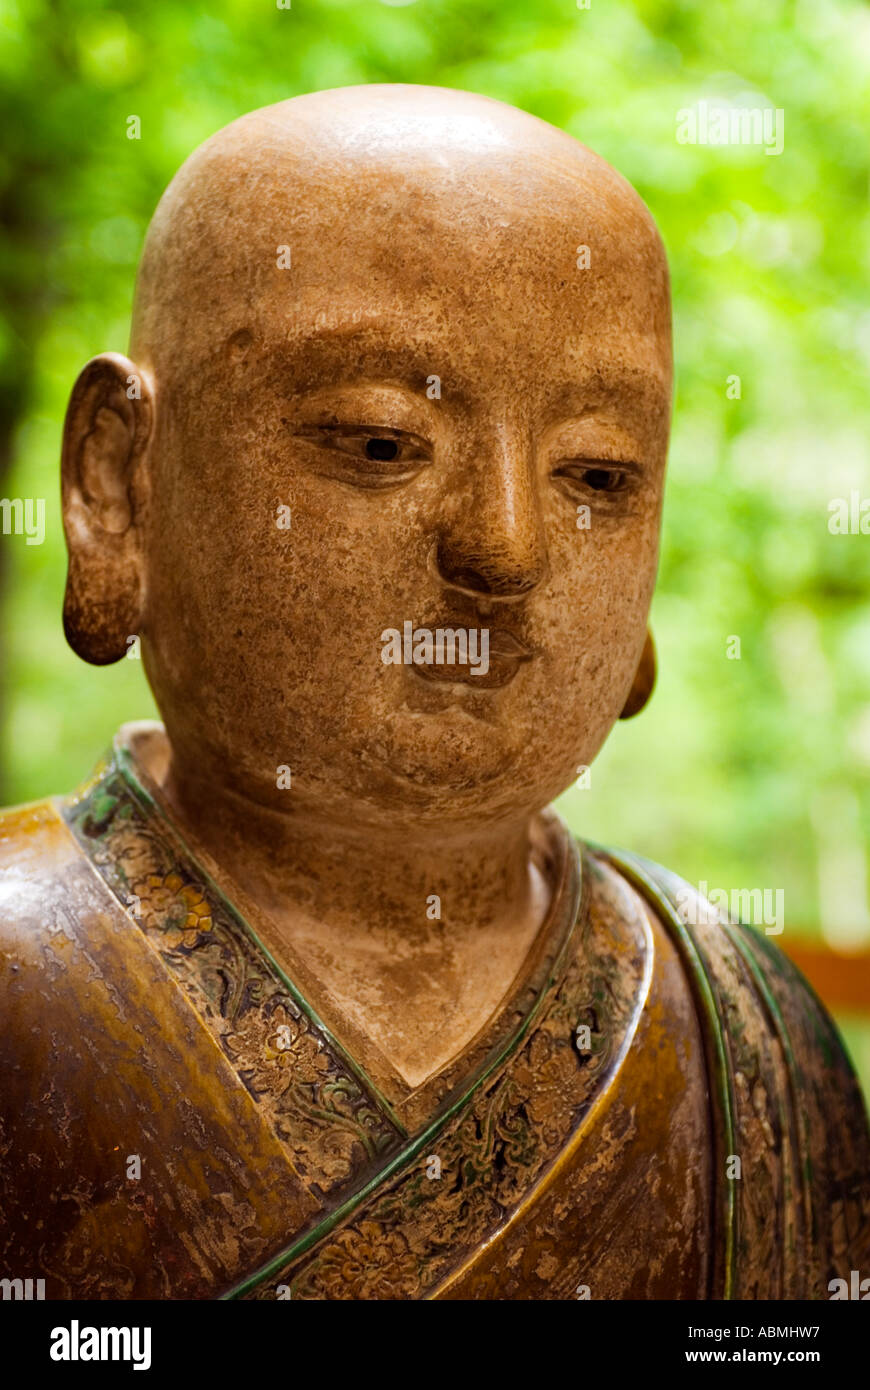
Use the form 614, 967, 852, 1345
294, 424, 432, 487
552, 460, 637, 497
365, 437, 399, 462
583, 467, 623, 491
328, 429, 429, 468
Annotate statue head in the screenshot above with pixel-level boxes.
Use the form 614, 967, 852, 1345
61, 85, 671, 835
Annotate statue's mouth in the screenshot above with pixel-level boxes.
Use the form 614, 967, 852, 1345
413, 628, 534, 690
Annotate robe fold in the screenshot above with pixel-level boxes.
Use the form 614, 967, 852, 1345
0, 724, 867, 1299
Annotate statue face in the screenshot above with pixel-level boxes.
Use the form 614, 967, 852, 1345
76, 89, 672, 831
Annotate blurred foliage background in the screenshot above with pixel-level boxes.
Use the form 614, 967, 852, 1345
1, 0, 869, 1090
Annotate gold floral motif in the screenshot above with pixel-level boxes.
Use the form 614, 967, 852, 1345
249, 858, 650, 1301
279, 917, 640, 1300
294, 1222, 419, 1301
65, 763, 402, 1202
133, 872, 214, 949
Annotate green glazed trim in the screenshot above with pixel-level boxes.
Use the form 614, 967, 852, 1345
222, 836, 585, 1299
110, 743, 406, 1136
723, 921, 810, 1276
599, 845, 738, 1302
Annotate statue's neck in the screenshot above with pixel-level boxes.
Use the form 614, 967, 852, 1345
160, 752, 548, 944
149, 741, 558, 1088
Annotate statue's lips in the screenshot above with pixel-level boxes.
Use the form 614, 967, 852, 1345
413, 630, 534, 690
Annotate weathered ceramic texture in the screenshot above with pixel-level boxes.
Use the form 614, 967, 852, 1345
0, 87, 865, 1299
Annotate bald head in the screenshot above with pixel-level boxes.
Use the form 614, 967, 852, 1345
130, 85, 670, 383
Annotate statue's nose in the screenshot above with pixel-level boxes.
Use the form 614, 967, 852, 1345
434, 438, 549, 600
434, 540, 546, 600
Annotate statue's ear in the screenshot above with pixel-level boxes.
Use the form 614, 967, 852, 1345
620, 628, 656, 720
61, 353, 153, 665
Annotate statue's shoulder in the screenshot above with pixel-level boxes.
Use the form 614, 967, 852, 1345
0, 794, 107, 1154
0, 772, 167, 1106
596, 844, 870, 1295
0, 794, 77, 869
0, 792, 113, 1055
0, 776, 311, 1298
0, 794, 87, 945
602, 846, 861, 1093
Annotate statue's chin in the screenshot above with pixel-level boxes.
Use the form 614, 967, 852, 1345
363, 747, 514, 797
353, 709, 537, 812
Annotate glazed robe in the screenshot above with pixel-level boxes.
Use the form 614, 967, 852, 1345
0, 726, 867, 1299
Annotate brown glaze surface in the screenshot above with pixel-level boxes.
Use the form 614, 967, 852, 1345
0, 86, 866, 1299
0, 801, 319, 1298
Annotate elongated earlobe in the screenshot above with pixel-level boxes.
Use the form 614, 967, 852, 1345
61, 353, 153, 665
620, 628, 656, 719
